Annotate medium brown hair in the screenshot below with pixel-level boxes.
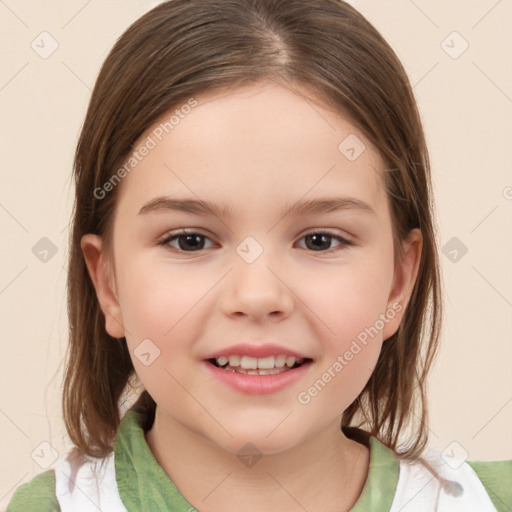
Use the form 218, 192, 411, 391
64, 0, 442, 460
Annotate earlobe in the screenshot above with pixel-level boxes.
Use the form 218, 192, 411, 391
382, 229, 423, 340
80, 234, 125, 339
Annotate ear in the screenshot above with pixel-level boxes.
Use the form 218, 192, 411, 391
81, 234, 125, 338
382, 228, 422, 341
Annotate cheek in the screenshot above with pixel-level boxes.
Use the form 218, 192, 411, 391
114, 257, 206, 405
297, 255, 394, 343
298, 343, 380, 419
112, 259, 200, 394
332, 337, 382, 402
298, 296, 385, 415
293, 254, 392, 406
116, 253, 210, 338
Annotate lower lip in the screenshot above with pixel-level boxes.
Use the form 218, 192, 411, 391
204, 361, 312, 395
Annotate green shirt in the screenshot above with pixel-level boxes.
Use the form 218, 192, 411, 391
5, 407, 511, 511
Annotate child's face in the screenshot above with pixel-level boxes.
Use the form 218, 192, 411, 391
84, 81, 420, 454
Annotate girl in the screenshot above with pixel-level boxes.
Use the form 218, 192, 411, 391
6, 0, 510, 511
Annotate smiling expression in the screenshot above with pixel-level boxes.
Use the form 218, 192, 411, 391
82, 80, 420, 454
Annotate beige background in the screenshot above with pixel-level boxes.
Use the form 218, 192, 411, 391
1, 0, 511, 507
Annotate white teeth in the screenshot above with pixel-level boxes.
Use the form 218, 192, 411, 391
257, 356, 275, 369
241, 356, 258, 369
286, 356, 296, 368
275, 355, 286, 368
228, 355, 241, 366
217, 356, 228, 366
214, 355, 305, 371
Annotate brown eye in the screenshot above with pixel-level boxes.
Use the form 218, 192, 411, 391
297, 231, 353, 253
160, 230, 214, 252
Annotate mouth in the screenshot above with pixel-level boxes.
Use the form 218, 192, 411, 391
208, 355, 313, 375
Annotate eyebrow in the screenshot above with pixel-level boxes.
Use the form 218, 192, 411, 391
138, 196, 376, 218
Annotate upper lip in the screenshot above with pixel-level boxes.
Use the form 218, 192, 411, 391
204, 343, 311, 360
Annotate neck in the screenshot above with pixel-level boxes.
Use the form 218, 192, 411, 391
145, 407, 370, 512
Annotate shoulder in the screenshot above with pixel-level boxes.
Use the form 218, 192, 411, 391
5, 469, 60, 512
52, 446, 127, 511
4, 447, 122, 512
467, 458, 512, 512
390, 449, 512, 512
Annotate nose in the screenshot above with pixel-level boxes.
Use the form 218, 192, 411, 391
221, 249, 294, 322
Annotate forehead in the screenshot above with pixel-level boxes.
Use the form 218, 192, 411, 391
116, 81, 388, 219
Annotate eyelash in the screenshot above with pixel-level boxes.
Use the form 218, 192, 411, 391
158, 229, 354, 255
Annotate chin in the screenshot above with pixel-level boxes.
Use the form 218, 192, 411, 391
214, 435, 301, 458
203, 420, 308, 456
